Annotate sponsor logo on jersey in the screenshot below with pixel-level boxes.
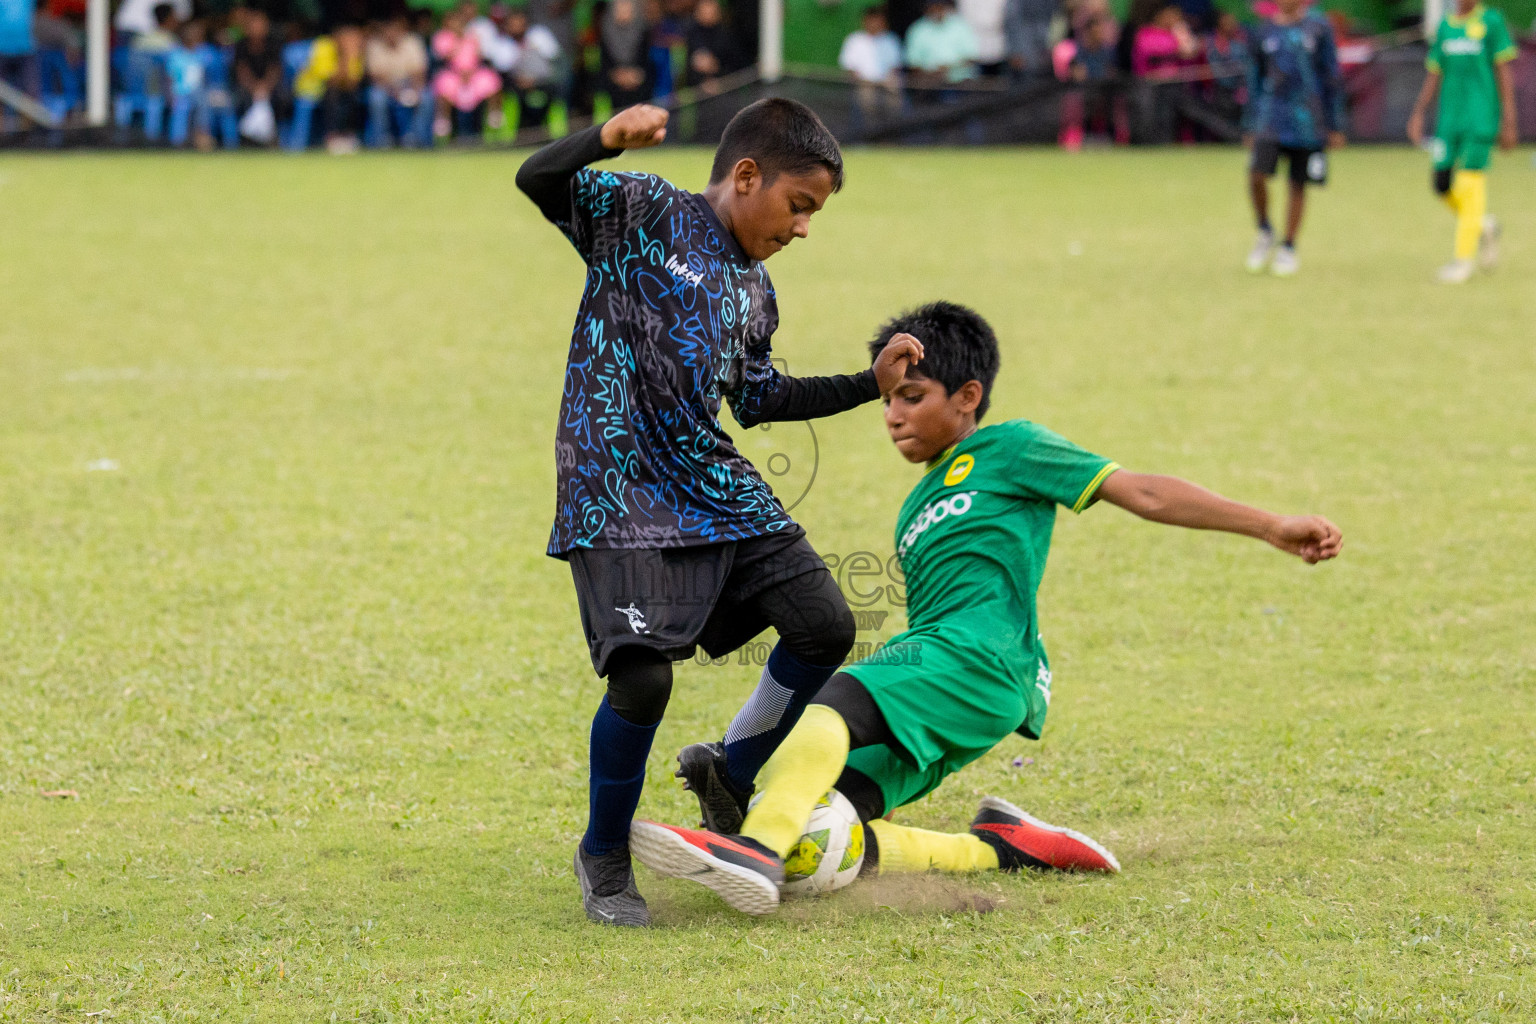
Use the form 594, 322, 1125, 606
943, 454, 975, 486
898, 491, 977, 557
1443, 36, 1485, 54
664, 254, 704, 286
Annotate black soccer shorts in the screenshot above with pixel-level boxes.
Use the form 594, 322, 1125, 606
1250, 139, 1329, 186
566, 528, 842, 675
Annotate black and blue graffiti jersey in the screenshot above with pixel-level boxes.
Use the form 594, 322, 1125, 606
518, 127, 878, 557
1243, 12, 1346, 149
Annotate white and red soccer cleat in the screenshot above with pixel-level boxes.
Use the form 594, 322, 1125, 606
629, 820, 785, 915
969, 796, 1121, 874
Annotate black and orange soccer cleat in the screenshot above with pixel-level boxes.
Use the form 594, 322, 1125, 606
969, 796, 1121, 874
628, 820, 784, 915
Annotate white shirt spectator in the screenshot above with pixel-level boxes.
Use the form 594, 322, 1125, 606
114, 0, 191, 35
470, 15, 517, 72
839, 29, 902, 83
958, 0, 1009, 64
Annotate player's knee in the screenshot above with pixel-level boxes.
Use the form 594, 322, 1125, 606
771, 573, 857, 666
604, 647, 673, 726
1433, 168, 1453, 196
790, 598, 856, 667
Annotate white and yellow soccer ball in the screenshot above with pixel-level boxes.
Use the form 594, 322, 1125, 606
769, 788, 866, 897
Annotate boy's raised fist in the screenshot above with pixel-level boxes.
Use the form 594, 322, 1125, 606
602, 105, 669, 150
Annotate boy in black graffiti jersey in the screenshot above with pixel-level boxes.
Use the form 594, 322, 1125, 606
515, 100, 921, 926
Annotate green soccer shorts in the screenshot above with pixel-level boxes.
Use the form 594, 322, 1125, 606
1432, 130, 1495, 173
842, 621, 1039, 814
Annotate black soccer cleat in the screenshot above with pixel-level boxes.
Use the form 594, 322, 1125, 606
675, 741, 753, 834
573, 843, 651, 927
969, 795, 1121, 874
629, 820, 784, 916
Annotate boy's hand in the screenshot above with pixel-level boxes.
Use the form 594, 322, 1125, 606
1406, 109, 1425, 146
873, 333, 925, 397
1265, 515, 1343, 564
601, 105, 669, 150
1327, 131, 1346, 151
1499, 114, 1517, 152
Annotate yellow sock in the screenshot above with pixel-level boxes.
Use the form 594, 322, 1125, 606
1450, 170, 1487, 261
1442, 183, 1461, 215
867, 818, 1000, 874
740, 704, 848, 858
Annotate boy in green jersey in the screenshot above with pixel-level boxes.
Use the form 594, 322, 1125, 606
1407, 0, 1520, 283
630, 302, 1343, 915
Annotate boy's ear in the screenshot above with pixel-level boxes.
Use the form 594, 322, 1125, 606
955, 380, 984, 415
731, 157, 762, 195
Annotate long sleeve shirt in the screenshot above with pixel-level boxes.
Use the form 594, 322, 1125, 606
1243, 12, 1347, 148
516, 127, 880, 556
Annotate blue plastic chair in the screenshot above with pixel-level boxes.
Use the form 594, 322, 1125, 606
112, 46, 167, 141
281, 39, 316, 150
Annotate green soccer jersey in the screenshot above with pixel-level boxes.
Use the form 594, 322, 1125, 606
891, 419, 1117, 720
1427, 4, 1517, 138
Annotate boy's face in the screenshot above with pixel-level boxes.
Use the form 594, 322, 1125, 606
724, 161, 836, 262
881, 372, 982, 464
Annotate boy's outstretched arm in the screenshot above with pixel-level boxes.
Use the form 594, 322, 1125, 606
1096, 470, 1342, 564
729, 334, 923, 427
515, 104, 669, 224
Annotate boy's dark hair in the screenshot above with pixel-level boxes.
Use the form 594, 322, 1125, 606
153, 2, 176, 25
867, 301, 1000, 421
709, 98, 845, 192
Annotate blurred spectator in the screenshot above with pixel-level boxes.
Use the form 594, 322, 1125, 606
684, 0, 739, 94
1060, 13, 1127, 148
1115, 0, 1159, 74
366, 10, 430, 146
1173, 0, 1215, 35
133, 2, 178, 53
600, 0, 652, 107
126, 1, 178, 104
958, 0, 1007, 76
189, 17, 237, 149
0, 0, 40, 129
1205, 9, 1247, 120
115, 0, 189, 37
233, 7, 283, 126
502, 6, 561, 127
526, 0, 577, 106
164, 19, 204, 146
1003, 0, 1055, 78
433, 1, 502, 137
905, 0, 980, 86
1131, 5, 1197, 78
296, 22, 366, 152
840, 4, 903, 117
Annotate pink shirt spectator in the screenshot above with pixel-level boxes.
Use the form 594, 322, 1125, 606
432, 28, 500, 110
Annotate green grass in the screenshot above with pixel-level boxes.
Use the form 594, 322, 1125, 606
2, 145, 1534, 1022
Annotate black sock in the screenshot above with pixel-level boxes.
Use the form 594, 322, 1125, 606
1258, 216, 1272, 233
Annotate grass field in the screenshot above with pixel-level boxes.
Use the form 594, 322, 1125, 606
2, 145, 1535, 1023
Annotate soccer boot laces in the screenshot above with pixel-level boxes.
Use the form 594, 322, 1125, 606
573, 843, 651, 927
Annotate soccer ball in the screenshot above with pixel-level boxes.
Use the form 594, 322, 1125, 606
770, 788, 866, 897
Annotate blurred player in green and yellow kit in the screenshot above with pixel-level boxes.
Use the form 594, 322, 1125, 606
1408, 0, 1520, 283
